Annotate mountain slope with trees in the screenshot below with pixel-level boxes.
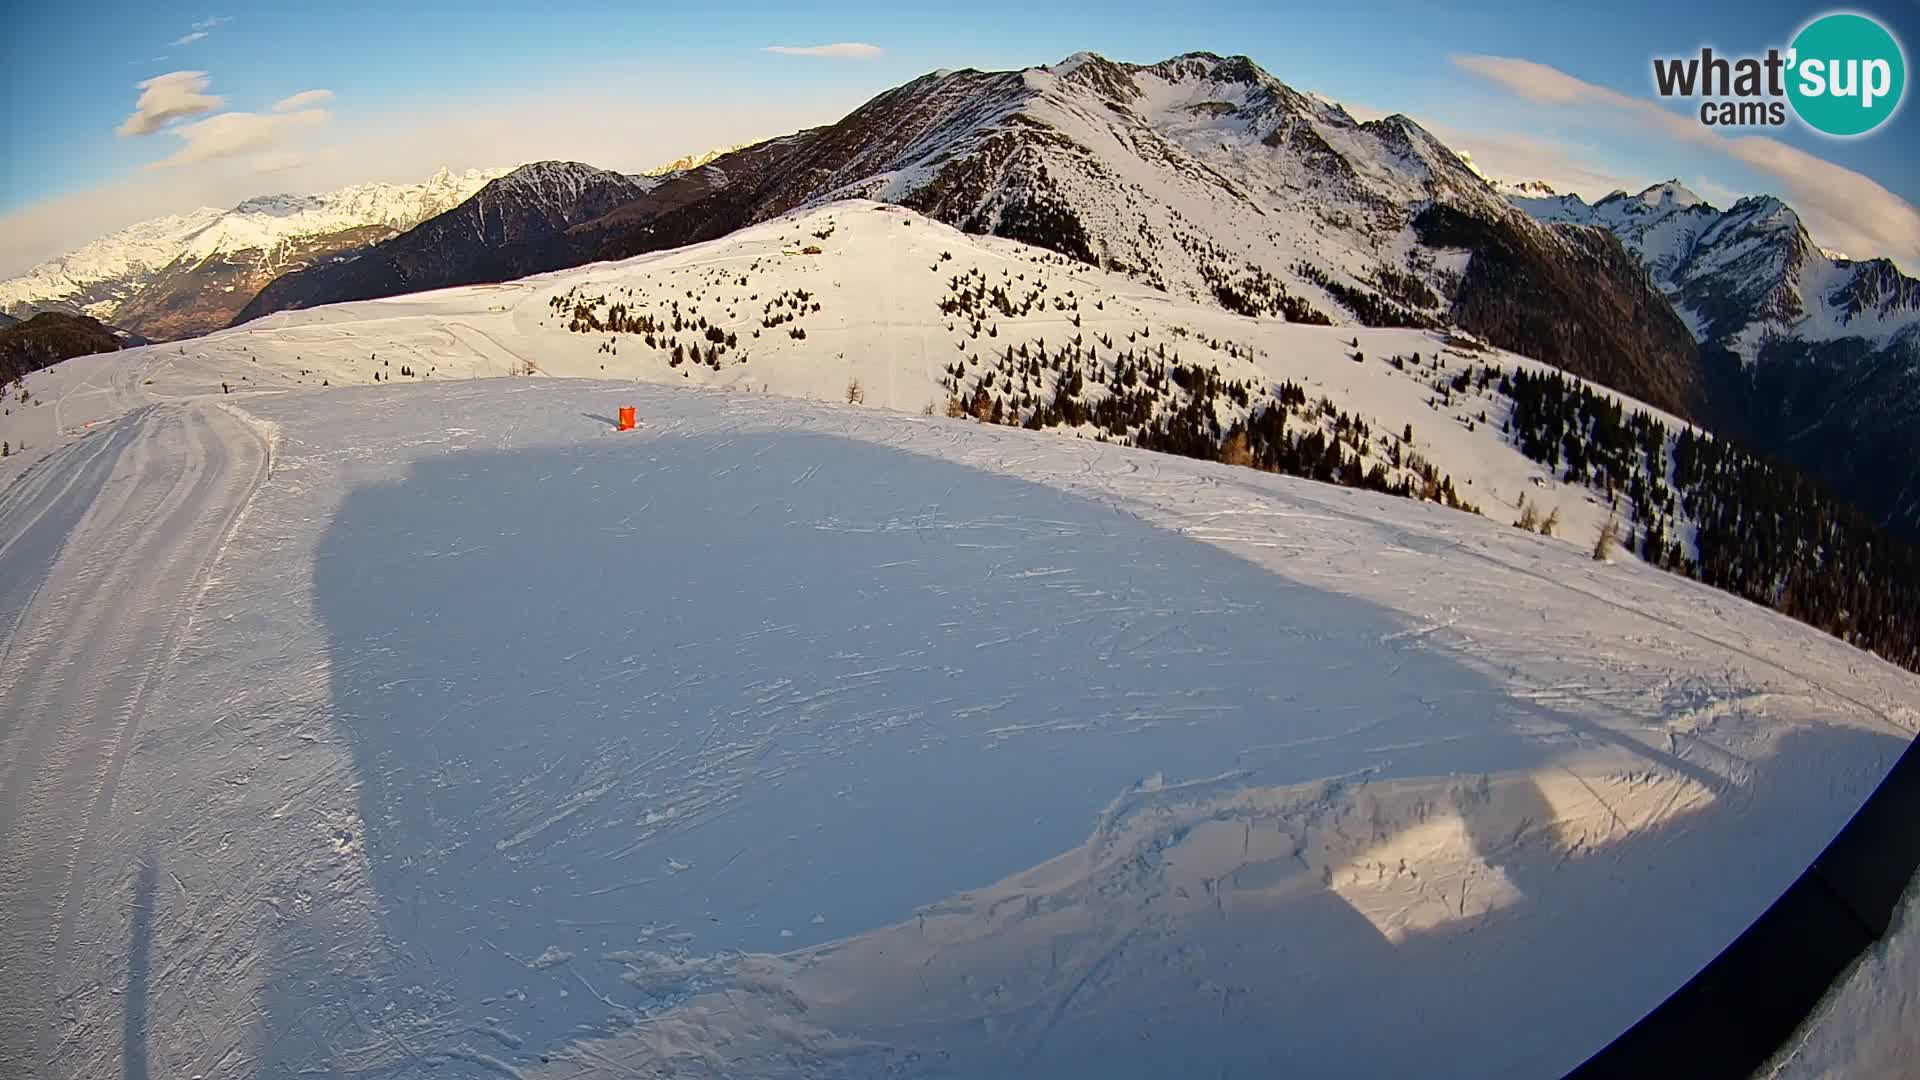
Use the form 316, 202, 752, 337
0, 312, 127, 389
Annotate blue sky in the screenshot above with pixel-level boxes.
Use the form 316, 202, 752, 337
2, 1, 1914, 273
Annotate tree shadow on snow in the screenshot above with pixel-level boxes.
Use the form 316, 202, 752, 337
260, 429, 1910, 1079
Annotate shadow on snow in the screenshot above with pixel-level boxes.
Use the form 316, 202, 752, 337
257, 429, 1907, 1078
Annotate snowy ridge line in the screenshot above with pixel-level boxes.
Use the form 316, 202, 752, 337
1569, 733, 1920, 1079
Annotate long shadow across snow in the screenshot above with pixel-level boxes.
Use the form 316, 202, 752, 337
263, 429, 1909, 1078
122, 856, 155, 1080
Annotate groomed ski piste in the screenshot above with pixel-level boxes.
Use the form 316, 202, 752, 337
0, 202, 1915, 1078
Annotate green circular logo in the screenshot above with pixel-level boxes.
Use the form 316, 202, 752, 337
1787, 13, 1906, 136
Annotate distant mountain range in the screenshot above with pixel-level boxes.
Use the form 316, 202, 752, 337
12, 52, 1919, 539
635, 143, 752, 176
1506, 180, 1920, 538
1507, 180, 1918, 360
0, 168, 504, 340
232, 162, 660, 321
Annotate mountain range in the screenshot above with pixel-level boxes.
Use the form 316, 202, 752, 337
234, 52, 1701, 419
604, 50, 1704, 421
1507, 180, 1920, 537
9, 50, 1919, 539
0, 168, 505, 340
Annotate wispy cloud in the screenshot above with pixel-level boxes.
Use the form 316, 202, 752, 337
117, 71, 224, 136
114, 70, 329, 170
168, 16, 229, 47
272, 89, 335, 113
251, 150, 312, 174
1451, 53, 1920, 267
147, 107, 330, 170
763, 42, 883, 58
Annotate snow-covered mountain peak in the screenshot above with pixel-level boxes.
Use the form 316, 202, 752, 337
1724, 193, 1798, 230
1507, 176, 1918, 358
1590, 182, 1714, 223
638, 144, 754, 177
1636, 179, 1706, 210
229, 193, 309, 216
1047, 51, 1101, 77
1493, 178, 1557, 197
478, 162, 649, 218
0, 166, 503, 338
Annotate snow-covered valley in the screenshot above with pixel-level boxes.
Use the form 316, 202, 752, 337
0, 201, 1916, 1078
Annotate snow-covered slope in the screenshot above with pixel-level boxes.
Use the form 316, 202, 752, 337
9, 201, 1689, 562
0, 210, 1914, 1075
610, 51, 1534, 323
563, 52, 1698, 425
0, 168, 503, 339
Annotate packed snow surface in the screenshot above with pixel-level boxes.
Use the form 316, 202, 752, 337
0, 201, 1915, 1079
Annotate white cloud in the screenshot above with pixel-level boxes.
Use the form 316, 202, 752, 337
117, 71, 224, 136
1451, 53, 1920, 267
273, 89, 335, 113
147, 108, 330, 170
763, 43, 883, 58
167, 16, 228, 47
251, 151, 311, 174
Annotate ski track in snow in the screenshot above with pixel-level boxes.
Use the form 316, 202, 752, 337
0, 203, 1914, 1079
0, 393, 269, 1074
